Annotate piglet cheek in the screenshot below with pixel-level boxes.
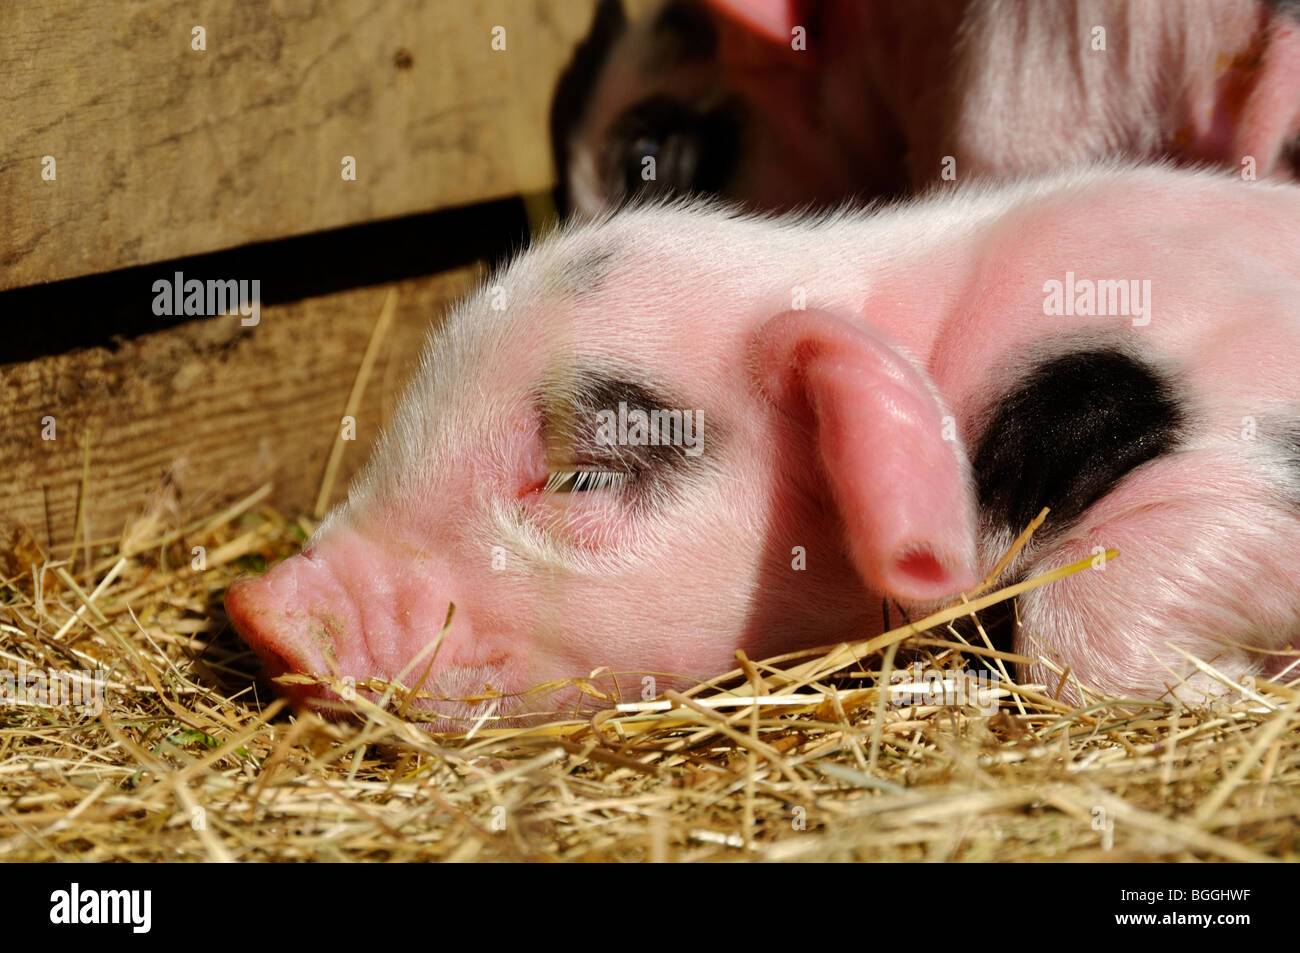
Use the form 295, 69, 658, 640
518, 486, 633, 551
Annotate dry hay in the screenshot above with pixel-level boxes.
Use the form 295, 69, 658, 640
1, 484, 1297, 863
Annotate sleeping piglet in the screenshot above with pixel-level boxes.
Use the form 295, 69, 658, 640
553, 0, 1300, 216
225, 164, 1300, 728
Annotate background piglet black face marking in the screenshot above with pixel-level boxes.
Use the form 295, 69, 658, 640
550, 0, 629, 215
595, 1, 739, 206
602, 94, 743, 206
647, 0, 718, 64
550, 0, 764, 217
973, 349, 1186, 535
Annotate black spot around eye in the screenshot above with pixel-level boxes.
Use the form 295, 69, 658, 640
563, 377, 701, 474
537, 371, 715, 493
974, 349, 1185, 533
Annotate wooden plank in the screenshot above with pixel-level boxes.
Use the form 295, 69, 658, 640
0, 0, 598, 290
1, 270, 479, 549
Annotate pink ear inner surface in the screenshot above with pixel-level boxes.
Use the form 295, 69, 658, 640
753, 309, 979, 602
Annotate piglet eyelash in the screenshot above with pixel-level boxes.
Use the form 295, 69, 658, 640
543, 470, 633, 493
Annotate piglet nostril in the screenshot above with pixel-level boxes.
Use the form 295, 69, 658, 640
253, 643, 293, 680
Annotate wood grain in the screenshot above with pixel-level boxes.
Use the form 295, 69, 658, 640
0, 0, 597, 290
1, 270, 480, 549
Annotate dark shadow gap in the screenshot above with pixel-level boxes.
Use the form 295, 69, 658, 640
1, 196, 533, 365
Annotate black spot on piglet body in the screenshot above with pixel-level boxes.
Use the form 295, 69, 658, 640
973, 349, 1185, 533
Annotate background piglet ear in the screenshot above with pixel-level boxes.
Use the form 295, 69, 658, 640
753, 309, 978, 603
1234, 23, 1300, 178
704, 0, 803, 46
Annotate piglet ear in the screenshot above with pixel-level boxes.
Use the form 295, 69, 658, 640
753, 309, 978, 603
704, 0, 803, 46
1231, 21, 1300, 178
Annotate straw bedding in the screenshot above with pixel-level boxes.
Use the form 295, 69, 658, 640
1, 485, 1296, 862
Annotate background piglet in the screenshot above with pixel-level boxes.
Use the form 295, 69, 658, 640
553, 0, 1300, 216
226, 165, 1300, 728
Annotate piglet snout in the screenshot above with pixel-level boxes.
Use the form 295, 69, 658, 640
225, 554, 358, 708
225, 527, 459, 711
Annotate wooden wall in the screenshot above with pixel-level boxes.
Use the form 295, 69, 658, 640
0, 0, 607, 548
4, 271, 479, 549
1, 0, 598, 289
